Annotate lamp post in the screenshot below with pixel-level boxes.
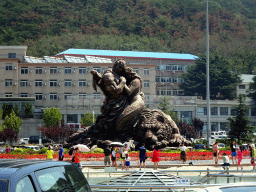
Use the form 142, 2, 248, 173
206, 0, 211, 148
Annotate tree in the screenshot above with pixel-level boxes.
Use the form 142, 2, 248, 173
0, 109, 22, 143
192, 118, 204, 137
42, 107, 62, 128
178, 121, 199, 139
248, 75, 256, 102
158, 96, 179, 124
38, 125, 76, 143
228, 94, 254, 143
2, 103, 12, 119
80, 112, 97, 127
23, 102, 32, 117
179, 53, 241, 100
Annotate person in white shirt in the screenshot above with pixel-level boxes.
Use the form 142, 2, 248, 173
180, 143, 187, 164
111, 146, 117, 170
125, 153, 131, 170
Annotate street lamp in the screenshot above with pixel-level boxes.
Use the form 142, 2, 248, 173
206, 0, 211, 148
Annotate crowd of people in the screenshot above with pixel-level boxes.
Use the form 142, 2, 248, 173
211, 140, 256, 170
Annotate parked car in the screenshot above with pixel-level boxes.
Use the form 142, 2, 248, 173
29, 136, 51, 144
0, 147, 6, 153
19, 138, 29, 145
0, 159, 91, 192
25, 145, 41, 151
218, 143, 225, 148
194, 144, 206, 150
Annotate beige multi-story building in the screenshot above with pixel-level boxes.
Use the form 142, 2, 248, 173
1, 46, 254, 137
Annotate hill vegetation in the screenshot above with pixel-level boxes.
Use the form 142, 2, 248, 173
0, 0, 256, 74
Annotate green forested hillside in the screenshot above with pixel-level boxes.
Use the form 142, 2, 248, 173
0, 0, 256, 73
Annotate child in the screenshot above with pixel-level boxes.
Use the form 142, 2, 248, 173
221, 153, 230, 170
125, 153, 131, 171
237, 146, 243, 170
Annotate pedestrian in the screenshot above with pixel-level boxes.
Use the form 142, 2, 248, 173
111, 146, 117, 170
213, 142, 219, 164
139, 143, 146, 170
104, 144, 111, 167
5, 146, 9, 154
125, 153, 131, 171
221, 153, 230, 170
252, 145, 256, 170
237, 146, 243, 170
152, 146, 160, 170
230, 140, 237, 164
122, 144, 128, 169
58, 145, 64, 161
73, 147, 82, 169
180, 143, 187, 164
46, 145, 53, 160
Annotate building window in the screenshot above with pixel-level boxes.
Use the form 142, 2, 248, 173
79, 67, 86, 74
172, 66, 177, 71
144, 68, 149, 75
198, 107, 207, 116
178, 65, 183, 71
156, 76, 160, 82
79, 79, 86, 87
220, 107, 228, 116
35, 67, 42, 74
64, 93, 72, 100
220, 122, 228, 131
160, 77, 172, 83
65, 80, 72, 87
21, 67, 28, 74
5, 64, 13, 71
5, 93, 12, 97
166, 65, 172, 71
35, 80, 42, 87
93, 92, 101, 99
230, 107, 237, 116
35, 93, 43, 100
20, 80, 28, 87
133, 68, 139, 74
251, 108, 256, 116
239, 85, 245, 89
173, 89, 178, 96
5, 79, 13, 87
50, 80, 57, 87
161, 90, 166, 95
8, 53, 16, 58
50, 93, 57, 100
211, 107, 218, 115
20, 93, 28, 97
211, 122, 218, 132
177, 78, 183, 83
144, 80, 150, 88
93, 67, 100, 73
178, 91, 184, 96
50, 67, 57, 74
64, 67, 72, 74
79, 93, 86, 99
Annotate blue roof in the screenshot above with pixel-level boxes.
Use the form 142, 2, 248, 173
57, 49, 198, 60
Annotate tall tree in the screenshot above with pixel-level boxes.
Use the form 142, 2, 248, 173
248, 75, 256, 102
0, 109, 22, 144
228, 94, 254, 143
192, 118, 204, 137
179, 53, 241, 100
178, 121, 199, 139
42, 107, 62, 128
158, 96, 179, 124
80, 112, 97, 127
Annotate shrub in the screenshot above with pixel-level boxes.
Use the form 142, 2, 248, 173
94, 148, 104, 153
14, 148, 23, 153
24, 148, 35, 153
38, 147, 48, 154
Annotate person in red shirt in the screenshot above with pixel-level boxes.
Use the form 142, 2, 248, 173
152, 146, 160, 170
5, 146, 9, 153
73, 147, 82, 170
